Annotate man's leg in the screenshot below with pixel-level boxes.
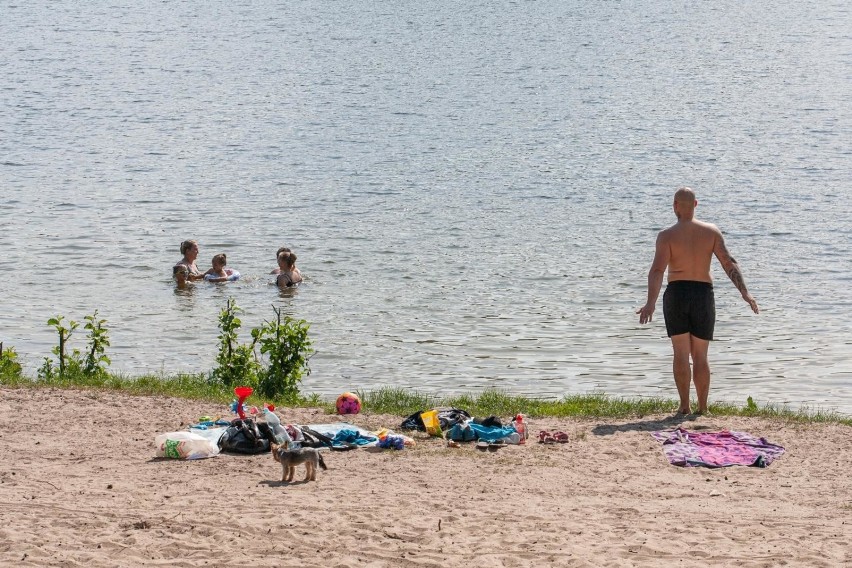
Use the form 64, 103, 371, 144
690, 336, 711, 413
670, 333, 692, 413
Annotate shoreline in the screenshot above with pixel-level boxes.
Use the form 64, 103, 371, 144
2, 386, 850, 567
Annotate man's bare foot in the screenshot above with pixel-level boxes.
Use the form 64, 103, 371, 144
675, 408, 691, 415
694, 409, 712, 416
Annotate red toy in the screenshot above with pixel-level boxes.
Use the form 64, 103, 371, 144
233, 386, 253, 419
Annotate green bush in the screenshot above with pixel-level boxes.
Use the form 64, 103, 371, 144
82, 311, 111, 378
0, 343, 23, 384
37, 312, 112, 385
209, 298, 261, 389
253, 305, 314, 399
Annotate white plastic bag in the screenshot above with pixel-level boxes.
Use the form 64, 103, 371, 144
155, 430, 221, 460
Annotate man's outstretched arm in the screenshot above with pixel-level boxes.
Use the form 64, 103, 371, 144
637, 233, 670, 324
713, 232, 759, 314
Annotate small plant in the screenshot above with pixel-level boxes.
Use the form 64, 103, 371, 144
253, 305, 314, 399
83, 310, 111, 378
38, 315, 80, 381
37, 312, 112, 383
209, 298, 260, 389
0, 342, 24, 383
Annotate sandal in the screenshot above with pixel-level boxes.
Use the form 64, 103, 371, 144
538, 430, 556, 444
552, 431, 569, 443
487, 440, 506, 452
476, 441, 490, 451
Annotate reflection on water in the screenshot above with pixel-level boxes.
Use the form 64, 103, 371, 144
1, 0, 851, 414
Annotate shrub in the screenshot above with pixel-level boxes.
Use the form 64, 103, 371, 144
209, 298, 260, 389
253, 305, 314, 400
37, 312, 112, 384
0, 342, 23, 383
82, 311, 111, 379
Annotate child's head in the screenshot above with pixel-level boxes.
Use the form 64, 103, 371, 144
173, 265, 189, 283
277, 251, 296, 269
212, 253, 227, 269
276, 246, 291, 259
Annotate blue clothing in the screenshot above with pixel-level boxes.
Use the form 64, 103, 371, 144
331, 429, 377, 447
468, 423, 517, 442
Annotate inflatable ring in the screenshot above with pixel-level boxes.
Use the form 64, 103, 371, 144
203, 270, 241, 282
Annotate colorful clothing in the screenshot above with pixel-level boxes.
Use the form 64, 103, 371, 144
651, 428, 785, 468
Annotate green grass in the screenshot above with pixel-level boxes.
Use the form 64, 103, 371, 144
0, 370, 322, 410
361, 386, 852, 425
3, 370, 849, 426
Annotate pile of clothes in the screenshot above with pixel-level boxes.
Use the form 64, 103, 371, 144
400, 408, 524, 445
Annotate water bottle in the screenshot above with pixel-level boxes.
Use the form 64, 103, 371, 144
513, 414, 527, 445
263, 408, 292, 445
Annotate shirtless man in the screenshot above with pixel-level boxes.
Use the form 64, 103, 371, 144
637, 187, 759, 415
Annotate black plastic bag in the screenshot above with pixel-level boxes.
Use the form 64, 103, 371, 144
219, 418, 271, 454
400, 408, 472, 431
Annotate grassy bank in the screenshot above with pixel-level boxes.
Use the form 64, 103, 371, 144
2, 370, 850, 426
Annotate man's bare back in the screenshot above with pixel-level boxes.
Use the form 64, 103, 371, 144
638, 188, 758, 323
659, 219, 718, 283
636, 187, 758, 414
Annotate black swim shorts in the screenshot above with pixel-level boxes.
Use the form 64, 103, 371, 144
662, 280, 715, 340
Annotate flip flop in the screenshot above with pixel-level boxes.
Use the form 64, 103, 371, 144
552, 431, 569, 443
476, 441, 490, 451
487, 440, 507, 452
538, 430, 556, 444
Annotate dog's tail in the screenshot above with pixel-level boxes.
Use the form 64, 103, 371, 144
317, 452, 328, 470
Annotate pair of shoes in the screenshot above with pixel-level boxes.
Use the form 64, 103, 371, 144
539, 430, 556, 444
538, 430, 569, 444
476, 440, 506, 452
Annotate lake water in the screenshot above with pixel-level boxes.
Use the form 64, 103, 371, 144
2, 0, 851, 414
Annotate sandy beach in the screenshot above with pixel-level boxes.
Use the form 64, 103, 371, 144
0, 386, 849, 567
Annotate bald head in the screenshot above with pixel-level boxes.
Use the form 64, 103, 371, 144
674, 187, 696, 203
673, 187, 697, 220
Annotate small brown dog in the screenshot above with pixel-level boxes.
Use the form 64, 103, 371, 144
270, 442, 328, 482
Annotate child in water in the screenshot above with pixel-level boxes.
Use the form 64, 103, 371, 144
204, 253, 240, 282
173, 265, 190, 289
270, 246, 291, 274
276, 251, 302, 287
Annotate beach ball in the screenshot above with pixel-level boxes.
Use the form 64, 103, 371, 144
336, 392, 362, 415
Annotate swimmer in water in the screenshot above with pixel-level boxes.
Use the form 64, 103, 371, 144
203, 253, 235, 283
174, 239, 205, 281
173, 264, 190, 289
275, 251, 303, 287
270, 246, 291, 274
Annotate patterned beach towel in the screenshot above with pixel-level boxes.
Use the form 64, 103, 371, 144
651, 428, 785, 468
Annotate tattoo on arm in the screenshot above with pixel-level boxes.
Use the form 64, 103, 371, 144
727, 264, 748, 295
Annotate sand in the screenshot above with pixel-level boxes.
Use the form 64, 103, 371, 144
0, 386, 849, 567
